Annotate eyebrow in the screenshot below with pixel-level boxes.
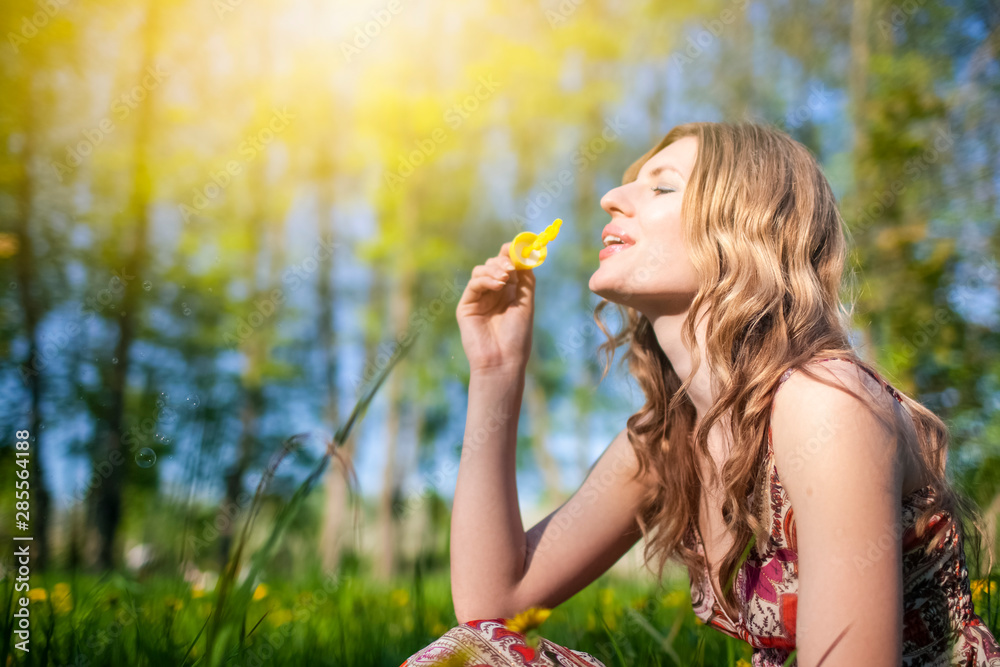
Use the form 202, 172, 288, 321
644, 163, 686, 183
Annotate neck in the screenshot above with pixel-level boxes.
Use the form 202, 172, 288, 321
647, 302, 736, 477
647, 301, 715, 423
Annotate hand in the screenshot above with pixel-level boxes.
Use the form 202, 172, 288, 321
456, 242, 536, 375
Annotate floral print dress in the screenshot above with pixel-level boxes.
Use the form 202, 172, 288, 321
402, 357, 1000, 666
687, 358, 1000, 666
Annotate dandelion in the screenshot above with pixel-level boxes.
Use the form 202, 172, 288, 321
971, 579, 997, 607
662, 590, 689, 607
269, 609, 293, 626
431, 621, 448, 635
0, 232, 19, 258
433, 646, 477, 667
27, 588, 47, 602
165, 597, 183, 612
503, 607, 553, 662
253, 583, 268, 601
736, 660, 752, 667
51, 583, 73, 614
390, 588, 410, 607
505, 607, 552, 634
191, 586, 205, 599
598, 588, 615, 608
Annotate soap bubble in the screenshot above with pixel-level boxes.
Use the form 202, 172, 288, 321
187, 394, 200, 408
136, 448, 156, 468
143, 281, 152, 291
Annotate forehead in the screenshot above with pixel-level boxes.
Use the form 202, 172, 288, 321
639, 135, 698, 181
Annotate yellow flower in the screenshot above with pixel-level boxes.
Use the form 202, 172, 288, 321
0, 233, 19, 258
51, 583, 73, 614
252, 584, 268, 600
435, 647, 477, 667
431, 622, 449, 635
662, 590, 689, 607
598, 588, 615, 607
971, 579, 997, 606
390, 589, 410, 606
505, 607, 552, 634
269, 609, 293, 626
586, 612, 597, 632
736, 660, 752, 667
165, 597, 183, 612
191, 586, 205, 599
27, 588, 47, 602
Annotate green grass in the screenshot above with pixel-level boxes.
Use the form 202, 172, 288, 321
1, 563, 761, 666
9, 561, 995, 666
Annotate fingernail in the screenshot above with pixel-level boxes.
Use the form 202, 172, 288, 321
504, 262, 515, 271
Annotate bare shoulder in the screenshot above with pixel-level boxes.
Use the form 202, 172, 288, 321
769, 358, 905, 505
766, 359, 910, 661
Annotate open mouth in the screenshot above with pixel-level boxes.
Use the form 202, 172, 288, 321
599, 225, 636, 261
599, 235, 634, 260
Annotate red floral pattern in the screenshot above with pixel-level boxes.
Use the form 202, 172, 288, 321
400, 617, 606, 666
686, 358, 1000, 666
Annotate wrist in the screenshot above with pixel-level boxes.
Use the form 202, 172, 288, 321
469, 363, 526, 379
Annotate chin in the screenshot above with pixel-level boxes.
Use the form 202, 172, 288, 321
589, 280, 631, 306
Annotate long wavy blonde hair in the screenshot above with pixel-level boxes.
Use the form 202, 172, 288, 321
593, 121, 985, 620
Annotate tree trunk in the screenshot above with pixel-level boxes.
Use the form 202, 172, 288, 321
848, 0, 875, 365
94, 1, 158, 570
849, 0, 872, 168
374, 191, 417, 581
316, 166, 347, 573
14, 79, 52, 571
217, 161, 273, 568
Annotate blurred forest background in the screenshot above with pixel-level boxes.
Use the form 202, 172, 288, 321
0, 0, 998, 664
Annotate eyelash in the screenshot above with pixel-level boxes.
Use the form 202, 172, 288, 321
651, 186, 676, 195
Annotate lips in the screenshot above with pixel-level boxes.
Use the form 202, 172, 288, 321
599, 223, 636, 261
601, 223, 636, 246
599, 243, 632, 260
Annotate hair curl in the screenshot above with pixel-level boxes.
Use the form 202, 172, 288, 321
592, 121, 986, 621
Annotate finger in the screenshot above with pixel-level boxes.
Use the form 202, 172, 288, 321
464, 274, 509, 297
485, 256, 516, 274
473, 264, 509, 282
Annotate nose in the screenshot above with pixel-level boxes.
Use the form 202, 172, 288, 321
600, 185, 632, 219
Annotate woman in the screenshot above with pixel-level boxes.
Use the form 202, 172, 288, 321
402, 121, 1000, 666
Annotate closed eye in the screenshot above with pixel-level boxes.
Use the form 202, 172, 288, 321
651, 186, 676, 195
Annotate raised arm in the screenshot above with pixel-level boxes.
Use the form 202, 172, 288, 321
451, 240, 651, 623
451, 401, 649, 623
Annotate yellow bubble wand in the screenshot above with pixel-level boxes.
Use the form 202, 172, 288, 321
509, 218, 562, 270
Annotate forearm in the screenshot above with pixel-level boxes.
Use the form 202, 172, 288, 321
450, 367, 527, 622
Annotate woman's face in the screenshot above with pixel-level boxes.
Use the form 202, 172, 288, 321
588, 135, 700, 317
